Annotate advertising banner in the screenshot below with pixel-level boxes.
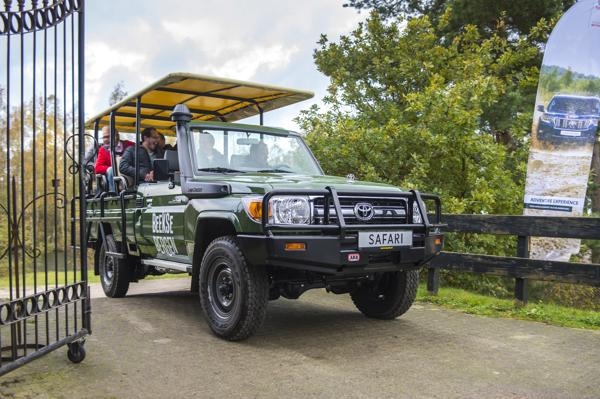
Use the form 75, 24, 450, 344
524, 0, 600, 260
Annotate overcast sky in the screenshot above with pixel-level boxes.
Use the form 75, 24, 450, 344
542, 0, 600, 78
85, 0, 366, 131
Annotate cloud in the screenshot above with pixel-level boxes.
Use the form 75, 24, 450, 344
209, 45, 298, 79
84, 0, 367, 129
160, 20, 222, 48
86, 42, 147, 80
160, 18, 299, 79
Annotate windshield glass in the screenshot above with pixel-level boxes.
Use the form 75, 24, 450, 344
548, 97, 600, 115
189, 127, 322, 175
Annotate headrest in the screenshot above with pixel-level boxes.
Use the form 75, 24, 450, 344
164, 150, 179, 172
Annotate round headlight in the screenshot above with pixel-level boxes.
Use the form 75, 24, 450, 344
270, 196, 311, 225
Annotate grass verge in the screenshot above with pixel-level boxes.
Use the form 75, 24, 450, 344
417, 284, 600, 330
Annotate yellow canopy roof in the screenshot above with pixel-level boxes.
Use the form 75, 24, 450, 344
85, 72, 314, 135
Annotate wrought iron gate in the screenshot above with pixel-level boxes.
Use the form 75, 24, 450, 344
0, 0, 88, 375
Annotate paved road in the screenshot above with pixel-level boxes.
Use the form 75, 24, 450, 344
1, 278, 599, 399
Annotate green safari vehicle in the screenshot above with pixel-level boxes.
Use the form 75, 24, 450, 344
85, 73, 444, 340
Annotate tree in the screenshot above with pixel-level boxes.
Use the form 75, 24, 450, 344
344, 0, 574, 41
324, 1, 600, 301
342, 1, 576, 151
303, 13, 530, 214
108, 81, 128, 106
0, 94, 72, 275
343, 0, 445, 20
298, 8, 566, 262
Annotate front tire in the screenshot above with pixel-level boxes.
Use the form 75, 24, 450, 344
351, 270, 418, 319
98, 234, 130, 298
199, 236, 268, 341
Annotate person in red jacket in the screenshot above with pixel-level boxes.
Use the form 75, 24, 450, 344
95, 126, 134, 192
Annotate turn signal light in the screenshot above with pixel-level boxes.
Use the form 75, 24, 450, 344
246, 200, 263, 220
284, 242, 306, 251
242, 197, 271, 223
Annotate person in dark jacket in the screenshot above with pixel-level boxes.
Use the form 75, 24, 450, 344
119, 127, 163, 185
157, 132, 175, 151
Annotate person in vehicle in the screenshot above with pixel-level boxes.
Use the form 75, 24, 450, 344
196, 132, 226, 168
119, 127, 163, 184
82, 140, 100, 193
95, 125, 134, 192
157, 132, 175, 151
248, 141, 269, 168
83, 141, 98, 173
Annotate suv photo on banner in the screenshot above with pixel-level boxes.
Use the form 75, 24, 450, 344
524, 0, 600, 260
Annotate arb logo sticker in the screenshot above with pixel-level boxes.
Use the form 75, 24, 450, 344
347, 253, 360, 262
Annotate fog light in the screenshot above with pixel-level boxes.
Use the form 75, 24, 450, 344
285, 242, 306, 251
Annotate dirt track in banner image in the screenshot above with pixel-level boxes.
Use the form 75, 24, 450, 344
524, 145, 594, 199
524, 144, 595, 260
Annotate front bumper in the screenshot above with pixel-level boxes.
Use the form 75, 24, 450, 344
538, 121, 597, 142
238, 187, 444, 276
238, 232, 443, 276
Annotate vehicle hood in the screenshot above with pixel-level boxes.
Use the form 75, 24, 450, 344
194, 173, 404, 195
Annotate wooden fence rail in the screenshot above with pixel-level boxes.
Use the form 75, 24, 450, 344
427, 214, 600, 302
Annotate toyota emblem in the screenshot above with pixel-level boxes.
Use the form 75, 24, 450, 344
354, 202, 374, 221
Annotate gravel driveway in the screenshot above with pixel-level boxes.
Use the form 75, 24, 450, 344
1, 278, 599, 399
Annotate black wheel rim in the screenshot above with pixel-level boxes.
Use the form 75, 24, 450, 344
207, 260, 238, 320
101, 247, 115, 287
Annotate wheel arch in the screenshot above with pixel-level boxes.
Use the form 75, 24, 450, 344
190, 216, 238, 292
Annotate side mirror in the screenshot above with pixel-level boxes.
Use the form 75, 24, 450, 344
536, 104, 544, 112
153, 159, 170, 182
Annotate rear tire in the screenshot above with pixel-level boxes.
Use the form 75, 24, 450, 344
199, 236, 268, 340
351, 270, 418, 319
98, 234, 130, 298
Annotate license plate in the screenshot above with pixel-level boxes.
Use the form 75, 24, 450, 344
560, 130, 581, 137
358, 231, 412, 248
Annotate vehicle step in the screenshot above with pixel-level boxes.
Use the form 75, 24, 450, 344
141, 258, 192, 273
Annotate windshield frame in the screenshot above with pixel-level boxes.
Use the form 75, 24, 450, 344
188, 123, 324, 176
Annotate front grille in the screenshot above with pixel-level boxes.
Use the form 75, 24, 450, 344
556, 118, 588, 130
313, 197, 409, 225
